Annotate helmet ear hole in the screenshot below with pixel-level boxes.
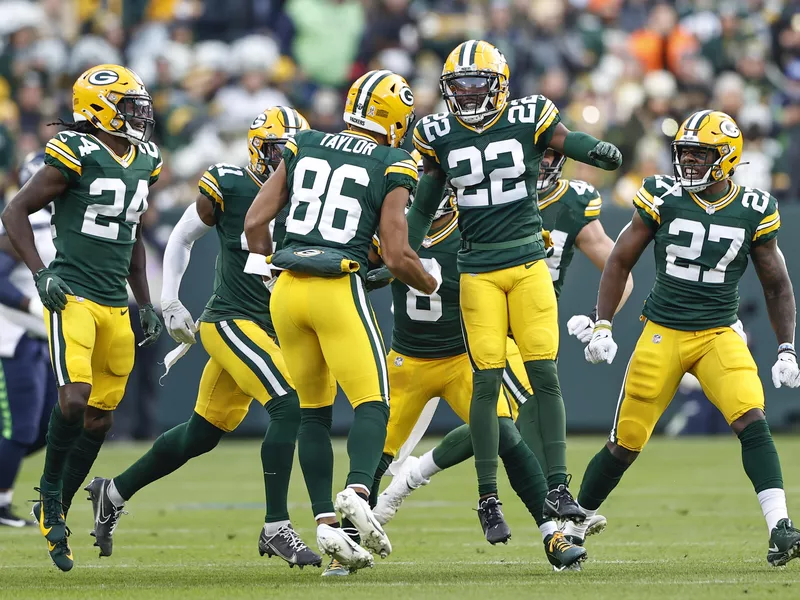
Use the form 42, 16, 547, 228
90, 103, 104, 112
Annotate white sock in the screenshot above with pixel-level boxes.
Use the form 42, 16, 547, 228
539, 520, 558, 540
0, 490, 12, 507
108, 479, 126, 507
758, 488, 788, 533
347, 483, 370, 498
264, 519, 291, 536
419, 450, 442, 480
563, 508, 596, 540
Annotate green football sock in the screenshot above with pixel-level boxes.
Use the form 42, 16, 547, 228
114, 413, 224, 500
739, 419, 784, 493
346, 401, 389, 490
370, 453, 393, 508
470, 368, 503, 496
514, 392, 548, 476
522, 359, 567, 488
432, 424, 474, 469
39, 403, 82, 492
297, 406, 334, 517
498, 417, 548, 526
576, 445, 630, 511
61, 428, 105, 513
262, 392, 301, 523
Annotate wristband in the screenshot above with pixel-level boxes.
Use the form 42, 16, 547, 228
594, 319, 612, 332
778, 343, 796, 356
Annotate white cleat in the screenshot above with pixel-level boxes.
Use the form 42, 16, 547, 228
316, 523, 373, 572
586, 514, 607, 537
374, 455, 430, 525
335, 488, 392, 558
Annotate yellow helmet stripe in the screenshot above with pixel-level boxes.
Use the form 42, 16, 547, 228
355, 70, 392, 118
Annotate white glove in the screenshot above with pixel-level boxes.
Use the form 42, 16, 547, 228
771, 347, 800, 389
162, 299, 197, 345
584, 321, 618, 365
730, 319, 747, 344
567, 314, 595, 344
27, 295, 45, 319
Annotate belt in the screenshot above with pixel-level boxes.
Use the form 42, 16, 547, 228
460, 232, 542, 251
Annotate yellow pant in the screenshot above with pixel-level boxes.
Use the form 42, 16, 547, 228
383, 338, 529, 456
613, 320, 765, 452
195, 320, 294, 432
45, 295, 134, 410
270, 272, 388, 409
460, 259, 558, 369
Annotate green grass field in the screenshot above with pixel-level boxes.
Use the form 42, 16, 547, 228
2, 436, 800, 599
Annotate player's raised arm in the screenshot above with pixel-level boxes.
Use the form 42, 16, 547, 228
585, 211, 654, 365
379, 186, 438, 295
751, 239, 800, 388
244, 160, 289, 256
548, 122, 622, 172
575, 220, 635, 312
405, 156, 446, 251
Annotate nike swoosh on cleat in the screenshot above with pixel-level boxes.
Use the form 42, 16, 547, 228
545, 499, 560, 510
769, 544, 780, 552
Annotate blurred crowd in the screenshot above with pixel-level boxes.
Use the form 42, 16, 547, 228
0, 0, 798, 209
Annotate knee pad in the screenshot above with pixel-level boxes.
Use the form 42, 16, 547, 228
614, 418, 649, 453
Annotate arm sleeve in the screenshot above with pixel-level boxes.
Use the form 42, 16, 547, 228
752, 195, 780, 247
0, 250, 25, 309
406, 173, 446, 251
631, 178, 660, 230
161, 203, 212, 304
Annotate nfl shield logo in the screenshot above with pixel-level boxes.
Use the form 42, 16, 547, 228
394, 356, 404, 367
652, 334, 662, 344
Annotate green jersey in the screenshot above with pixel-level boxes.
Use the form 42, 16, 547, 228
197, 163, 274, 332
388, 215, 464, 359
280, 129, 418, 276
539, 179, 602, 299
412, 95, 561, 273
44, 131, 162, 306
633, 175, 780, 330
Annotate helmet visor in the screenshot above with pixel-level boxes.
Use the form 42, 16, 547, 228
673, 142, 719, 184
441, 73, 499, 119
117, 94, 155, 143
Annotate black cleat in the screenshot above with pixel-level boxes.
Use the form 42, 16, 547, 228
85, 477, 125, 557
543, 476, 586, 524
0, 504, 36, 527
476, 496, 511, 545
259, 524, 322, 568
545, 531, 587, 571
768, 518, 800, 567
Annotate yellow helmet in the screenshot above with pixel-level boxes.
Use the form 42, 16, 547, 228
72, 64, 154, 145
440, 40, 510, 125
248, 106, 310, 175
343, 70, 415, 148
672, 110, 743, 192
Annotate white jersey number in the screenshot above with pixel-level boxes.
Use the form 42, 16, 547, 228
81, 178, 149, 241
447, 139, 527, 207
285, 157, 367, 244
665, 218, 745, 283
405, 258, 443, 322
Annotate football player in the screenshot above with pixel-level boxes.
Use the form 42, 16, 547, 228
244, 70, 436, 571
84, 107, 321, 568
405, 40, 623, 538
0, 152, 56, 528
370, 152, 633, 565
569, 110, 800, 566
1, 64, 163, 571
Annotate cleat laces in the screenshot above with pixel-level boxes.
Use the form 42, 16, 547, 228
548, 531, 572, 553
480, 499, 505, 528
278, 526, 310, 553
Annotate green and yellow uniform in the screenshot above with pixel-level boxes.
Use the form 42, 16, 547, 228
615, 175, 779, 451
539, 179, 602, 299
43, 131, 161, 409
193, 163, 294, 432
412, 95, 560, 369
271, 128, 418, 409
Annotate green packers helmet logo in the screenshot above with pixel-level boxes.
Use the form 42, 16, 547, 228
719, 120, 740, 138
294, 249, 324, 257
87, 70, 120, 86
250, 114, 267, 130
399, 86, 414, 106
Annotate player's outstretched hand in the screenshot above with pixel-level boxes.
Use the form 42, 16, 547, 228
584, 321, 617, 364
771, 346, 800, 389
139, 303, 163, 347
33, 267, 73, 313
366, 266, 394, 291
162, 299, 197, 345
588, 141, 622, 171
567, 314, 595, 344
